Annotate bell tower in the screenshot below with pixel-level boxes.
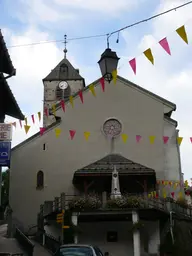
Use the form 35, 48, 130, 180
42, 35, 85, 127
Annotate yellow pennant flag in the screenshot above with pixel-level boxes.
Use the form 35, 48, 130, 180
24, 117, 27, 125
84, 131, 90, 141
112, 69, 117, 84
143, 48, 154, 65
176, 25, 188, 44
149, 135, 155, 144
163, 192, 167, 199
55, 128, 61, 138
178, 191, 183, 199
69, 96, 74, 108
89, 84, 96, 97
151, 191, 154, 197
121, 134, 128, 143
24, 125, 30, 134
52, 105, 56, 115
38, 111, 41, 121
177, 137, 183, 146
148, 193, 151, 198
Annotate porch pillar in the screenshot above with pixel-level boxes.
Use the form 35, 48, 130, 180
132, 210, 141, 256
72, 212, 78, 244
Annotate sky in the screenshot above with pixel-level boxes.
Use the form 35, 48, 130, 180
1, 0, 192, 182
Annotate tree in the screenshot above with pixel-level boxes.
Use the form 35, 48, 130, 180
1, 168, 9, 208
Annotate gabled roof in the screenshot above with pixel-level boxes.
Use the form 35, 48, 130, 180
0, 29, 16, 75
75, 154, 155, 175
43, 58, 84, 81
0, 73, 24, 120
53, 75, 176, 112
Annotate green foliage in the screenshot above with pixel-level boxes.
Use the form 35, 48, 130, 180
131, 221, 144, 232
68, 195, 102, 211
106, 195, 143, 209
1, 169, 9, 208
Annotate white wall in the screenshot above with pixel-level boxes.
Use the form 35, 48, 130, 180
9, 78, 175, 230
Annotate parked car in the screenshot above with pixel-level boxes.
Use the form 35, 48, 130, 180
54, 244, 104, 256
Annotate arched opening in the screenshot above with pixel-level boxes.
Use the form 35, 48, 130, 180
36, 170, 44, 189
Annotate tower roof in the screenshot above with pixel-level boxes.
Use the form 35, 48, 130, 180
43, 58, 84, 81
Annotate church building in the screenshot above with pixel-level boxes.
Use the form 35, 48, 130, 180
9, 45, 184, 256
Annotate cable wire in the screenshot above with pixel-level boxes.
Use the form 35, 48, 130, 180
8, 0, 192, 48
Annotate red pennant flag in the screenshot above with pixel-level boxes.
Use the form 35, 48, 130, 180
129, 58, 136, 74
100, 77, 105, 92
190, 137, 192, 143
163, 136, 169, 144
159, 38, 171, 55
19, 120, 22, 128
136, 135, 141, 143
60, 100, 65, 112
78, 91, 84, 103
40, 127, 46, 136
31, 114, 35, 124
162, 181, 164, 185
186, 191, 190, 196
44, 107, 48, 117
155, 193, 159, 199
69, 130, 76, 140
171, 192, 175, 198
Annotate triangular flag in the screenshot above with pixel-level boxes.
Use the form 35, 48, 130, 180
24, 117, 27, 125
129, 58, 136, 74
60, 100, 65, 112
190, 137, 192, 143
69, 96, 74, 108
143, 48, 154, 65
148, 193, 151, 198
176, 25, 188, 44
159, 38, 171, 55
38, 111, 41, 121
78, 91, 84, 103
44, 107, 48, 117
121, 134, 128, 143
55, 128, 61, 138
186, 191, 190, 196
149, 136, 155, 144
177, 137, 183, 146
84, 131, 90, 141
178, 191, 183, 199
171, 192, 175, 198
24, 125, 30, 134
69, 130, 76, 140
19, 120, 22, 128
12, 122, 16, 128
136, 135, 142, 143
52, 105, 56, 115
40, 127, 46, 136
162, 180, 165, 185
112, 69, 117, 84
89, 84, 96, 97
31, 114, 35, 124
100, 77, 105, 92
184, 180, 189, 187
163, 192, 167, 199
163, 136, 169, 144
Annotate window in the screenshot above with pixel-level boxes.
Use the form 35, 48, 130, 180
59, 247, 93, 256
43, 144, 46, 150
60, 64, 68, 76
36, 171, 44, 189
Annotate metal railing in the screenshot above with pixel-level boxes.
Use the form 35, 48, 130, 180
15, 227, 34, 256
44, 233, 61, 254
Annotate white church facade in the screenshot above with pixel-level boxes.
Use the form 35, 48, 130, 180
8, 48, 186, 256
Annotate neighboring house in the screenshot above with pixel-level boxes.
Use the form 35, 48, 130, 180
9, 50, 188, 256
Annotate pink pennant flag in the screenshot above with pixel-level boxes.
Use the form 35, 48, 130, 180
136, 135, 142, 143
163, 136, 169, 144
78, 91, 84, 103
69, 130, 76, 140
44, 107, 48, 117
60, 100, 65, 112
100, 77, 105, 92
40, 127, 46, 136
31, 114, 35, 124
171, 192, 175, 198
129, 58, 136, 74
159, 38, 171, 55
19, 120, 22, 128
190, 137, 192, 143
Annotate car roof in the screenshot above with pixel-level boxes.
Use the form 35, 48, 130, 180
60, 244, 93, 248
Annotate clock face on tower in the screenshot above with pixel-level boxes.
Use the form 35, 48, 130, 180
59, 81, 68, 90
103, 118, 122, 138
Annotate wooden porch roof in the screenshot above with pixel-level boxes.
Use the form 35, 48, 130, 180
74, 154, 155, 175
0, 29, 16, 75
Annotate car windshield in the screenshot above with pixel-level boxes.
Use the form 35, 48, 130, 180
60, 247, 93, 256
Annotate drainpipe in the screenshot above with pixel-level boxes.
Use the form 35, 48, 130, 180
169, 211, 175, 244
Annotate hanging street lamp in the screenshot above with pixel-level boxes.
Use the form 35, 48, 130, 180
98, 48, 120, 83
